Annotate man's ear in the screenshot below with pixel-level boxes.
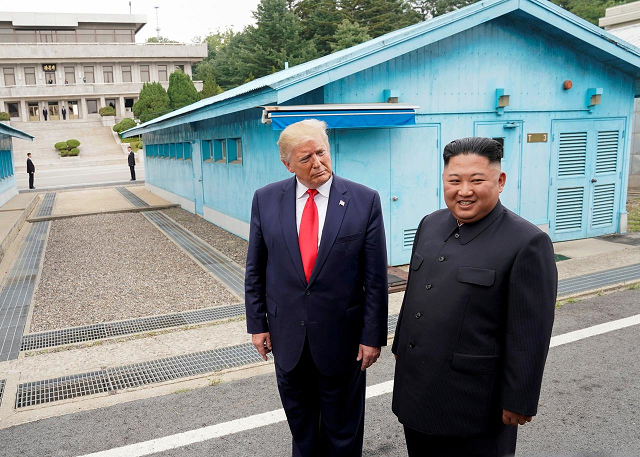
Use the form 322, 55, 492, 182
498, 171, 506, 193
281, 159, 294, 173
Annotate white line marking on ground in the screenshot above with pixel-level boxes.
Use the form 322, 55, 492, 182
77, 314, 640, 457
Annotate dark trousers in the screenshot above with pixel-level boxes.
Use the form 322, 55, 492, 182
28, 173, 34, 189
275, 339, 365, 457
129, 166, 136, 180
403, 424, 518, 457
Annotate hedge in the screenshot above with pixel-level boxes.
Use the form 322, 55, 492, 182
0, 112, 10, 121
113, 118, 137, 133
54, 139, 82, 157
99, 106, 116, 116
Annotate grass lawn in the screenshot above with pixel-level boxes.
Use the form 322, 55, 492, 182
628, 195, 640, 232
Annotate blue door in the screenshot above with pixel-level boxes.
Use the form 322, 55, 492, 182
334, 125, 440, 265
475, 121, 522, 214
550, 119, 624, 241
191, 141, 205, 215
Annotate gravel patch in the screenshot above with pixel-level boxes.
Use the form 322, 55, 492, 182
29, 212, 237, 332
162, 207, 248, 267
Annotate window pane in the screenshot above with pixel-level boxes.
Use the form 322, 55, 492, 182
83, 66, 95, 83
87, 99, 98, 114
25, 67, 36, 85
202, 140, 212, 161
115, 29, 133, 43
158, 65, 167, 82
96, 29, 115, 43
103, 66, 113, 83
183, 143, 192, 160
77, 30, 96, 43
64, 66, 75, 84
0, 30, 15, 43
3, 68, 15, 86
15, 30, 36, 43
122, 65, 132, 83
140, 65, 150, 83
57, 30, 76, 43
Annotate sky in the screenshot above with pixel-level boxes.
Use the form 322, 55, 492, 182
0, 0, 262, 43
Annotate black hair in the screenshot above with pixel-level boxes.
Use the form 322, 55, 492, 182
443, 137, 503, 166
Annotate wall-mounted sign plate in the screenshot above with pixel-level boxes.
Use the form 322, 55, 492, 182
527, 133, 548, 143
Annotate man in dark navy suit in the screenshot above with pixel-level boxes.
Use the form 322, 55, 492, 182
392, 137, 557, 456
245, 119, 388, 457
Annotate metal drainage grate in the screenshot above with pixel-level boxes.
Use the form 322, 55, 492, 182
37, 192, 56, 217
0, 379, 5, 408
557, 263, 640, 297
21, 303, 246, 351
0, 220, 50, 361
16, 371, 112, 409
145, 211, 245, 298
116, 186, 149, 208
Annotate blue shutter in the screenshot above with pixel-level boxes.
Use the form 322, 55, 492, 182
595, 131, 618, 174
591, 183, 616, 228
557, 132, 587, 177
555, 187, 584, 231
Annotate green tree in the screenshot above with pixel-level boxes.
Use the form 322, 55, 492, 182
341, 0, 421, 38
331, 19, 371, 51
133, 82, 171, 123
239, 0, 318, 79
199, 76, 223, 99
295, 0, 344, 55
167, 70, 200, 110
146, 36, 178, 43
408, 0, 476, 19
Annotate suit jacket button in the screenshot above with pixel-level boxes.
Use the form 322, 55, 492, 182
409, 342, 415, 348
301, 321, 305, 326
425, 284, 432, 290
415, 312, 421, 319
305, 290, 310, 296
438, 256, 445, 262
454, 233, 460, 239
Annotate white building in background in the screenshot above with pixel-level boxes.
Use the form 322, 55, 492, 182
0, 12, 207, 123
600, 1, 640, 189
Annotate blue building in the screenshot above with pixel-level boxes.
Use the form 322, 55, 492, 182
124, 0, 640, 266
0, 123, 32, 206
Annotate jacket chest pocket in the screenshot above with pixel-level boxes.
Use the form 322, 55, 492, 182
457, 267, 495, 287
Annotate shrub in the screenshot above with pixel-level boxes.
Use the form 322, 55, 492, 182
54, 142, 68, 150
67, 139, 81, 148
59, 150, 69, 157
0, 112, 10, 121
69, 148, 80, 156
113, 118, 137, 133
133, 82, 171, 123
99, 106, 116, 116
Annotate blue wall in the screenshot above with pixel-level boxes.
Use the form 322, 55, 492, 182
0, 135, 16, 197
142, 14, 636, 265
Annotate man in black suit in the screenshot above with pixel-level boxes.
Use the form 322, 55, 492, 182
392, 137, 557, 457
245, 119, 388, 456
26, 153, 35, 189
42, 107, 48, 121
61, 107, 67, 120
127, 146, 136, 181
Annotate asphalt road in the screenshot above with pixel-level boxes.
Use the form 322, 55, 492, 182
0, 288, 638, 457
15, 164, 145, 190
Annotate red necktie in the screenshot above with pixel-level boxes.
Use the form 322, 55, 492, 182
299, 189, 319, 283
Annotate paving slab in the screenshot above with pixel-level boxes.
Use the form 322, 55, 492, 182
554, 238, 630, 258
52, 188, 132, 215
126, 186, 170, 206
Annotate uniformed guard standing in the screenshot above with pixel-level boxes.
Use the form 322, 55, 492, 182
392, 137, 557, 457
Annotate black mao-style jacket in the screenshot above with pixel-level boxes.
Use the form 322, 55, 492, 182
392, 201, 557, 436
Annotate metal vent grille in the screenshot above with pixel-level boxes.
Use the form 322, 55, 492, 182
37, 192, 56, 217
0, 379, 5, 408
16, 371, 112, 408
558, 132, 587, 177
591, 184, 615, 228
115, 187, 149, 208
403, 228, 417, 250
595, 131, 618, 174
557, 263, 640, 297
21, 303, 245, 351
555, 187, 584, 231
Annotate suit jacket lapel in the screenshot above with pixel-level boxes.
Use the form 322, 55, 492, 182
308, 175, 348, 286
279, 177, 307, 287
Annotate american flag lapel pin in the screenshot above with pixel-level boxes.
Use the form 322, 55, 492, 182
339, 200, 345, 206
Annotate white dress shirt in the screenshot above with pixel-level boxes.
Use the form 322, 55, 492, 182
296, 175, 333, 247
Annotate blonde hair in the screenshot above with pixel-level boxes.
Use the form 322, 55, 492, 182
277, 119, 329, 162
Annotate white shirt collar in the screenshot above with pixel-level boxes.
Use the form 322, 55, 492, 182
296, 175, 333, 199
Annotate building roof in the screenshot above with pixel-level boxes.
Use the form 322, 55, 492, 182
123, 0, 640, 138
2, 12, 147, 34
0, 123, 34, 141
600, 0, 640, 30
607, 23, 640, 47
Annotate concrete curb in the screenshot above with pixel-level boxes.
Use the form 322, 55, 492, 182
27, 203, 179, 223
0, 194, 38, 264
18, 180, 145, 194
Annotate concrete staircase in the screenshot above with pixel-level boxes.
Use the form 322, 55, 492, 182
11, 119, 127, 172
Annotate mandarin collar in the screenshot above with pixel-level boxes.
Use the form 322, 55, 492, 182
443, 200, 505, 244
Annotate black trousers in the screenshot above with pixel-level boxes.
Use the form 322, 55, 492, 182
129, 166, 136, 180
28, 173, 34, 189
275, 339, 365, 457
403, 423, 518, 457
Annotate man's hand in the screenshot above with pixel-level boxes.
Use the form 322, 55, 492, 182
252, 332, 272, 361
502, 409, 533, 427
357, 344, 381, 371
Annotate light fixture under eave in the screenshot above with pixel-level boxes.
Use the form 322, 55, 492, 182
587, 88, 603, 111
495, 88, 510, 115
